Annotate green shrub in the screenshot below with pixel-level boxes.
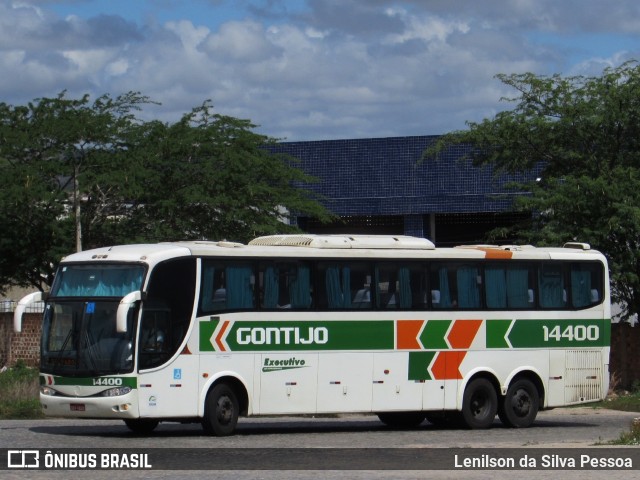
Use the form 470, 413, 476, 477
0, 361, 43, 419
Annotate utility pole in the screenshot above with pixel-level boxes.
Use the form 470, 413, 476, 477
74, 162, 82, 252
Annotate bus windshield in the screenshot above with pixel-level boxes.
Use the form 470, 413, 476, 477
41, 300, 137, 376
41, 263, 145, 376
51, 264, 145, 298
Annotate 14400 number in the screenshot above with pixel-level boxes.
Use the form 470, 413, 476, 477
92, 377, 123, 386
542, 324, 599, 342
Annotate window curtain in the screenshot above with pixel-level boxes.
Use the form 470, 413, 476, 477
226, 266, 254, 309
539, 265, 564, 308
485, 267, 507, 308
290, 265, 311, 308
263, 266, 279, 308
398, 267, 412, 308
56, 268, 143, 297
457, 267, 480, 308
571, 269, 592, 308
437, 267, 452, 308
325, 266, 351, 308
507, 268, 530, 308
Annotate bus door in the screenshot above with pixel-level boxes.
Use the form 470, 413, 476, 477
136, 258, 199, 419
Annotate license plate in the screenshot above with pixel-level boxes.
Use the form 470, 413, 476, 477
70, 403, 85, 412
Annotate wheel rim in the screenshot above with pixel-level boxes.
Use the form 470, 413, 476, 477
510, 388, 531, 418
216, 395, 234, 425
470, 390, 490, 419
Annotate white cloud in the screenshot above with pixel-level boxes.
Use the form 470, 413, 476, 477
0, 0, 639, 139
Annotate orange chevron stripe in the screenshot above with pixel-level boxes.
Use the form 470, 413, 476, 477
215, 320, 230, 352
477, 247, 513, 259
430, 351, 467, 380
396, 320, 424, 349
447, 319, 482, 349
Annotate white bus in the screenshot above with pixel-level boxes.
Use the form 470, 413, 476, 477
14, 234, 610, 435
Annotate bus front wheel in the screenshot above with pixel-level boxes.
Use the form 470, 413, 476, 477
202, 383, 239, 436
461, 378, 497, 429
498, 378, 539, 428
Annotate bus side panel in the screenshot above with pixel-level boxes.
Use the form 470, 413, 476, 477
138, 354, 200, 418
258, 353, 318, 414
371, 352, 423, 411
198, 353, 255, 416
317, 353, 373, 413
548, 349, 566, 407
548, 349, 608, 407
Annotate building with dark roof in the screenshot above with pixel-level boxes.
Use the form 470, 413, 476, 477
271, 135, 539, 246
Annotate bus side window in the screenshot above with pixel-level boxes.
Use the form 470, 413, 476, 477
260, 262, 312, 309
431, 265, 453, 309
317, 262, 370, 309
538, 264, 566, 308
375, 263, 425, 309
571, 262, 602, 308
456, 265, 481, 308
485, 263, 534, 309
200, 261, 255, 313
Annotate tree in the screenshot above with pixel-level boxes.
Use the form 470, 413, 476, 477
426, 61, 640, 322
0, 91, 152, 293
0, 94, 330, 294
118, 101, 330, 243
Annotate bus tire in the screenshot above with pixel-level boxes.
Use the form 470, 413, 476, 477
498, 378, 539, 428
461, 378, 497, 429
202, 383, 239, 436
124, 418, 159, 435
376, 411, 425, 428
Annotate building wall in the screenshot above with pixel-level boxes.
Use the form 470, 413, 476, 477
271, 135, 540, 244
609, 323, 640, 390
1, 312, 42, 367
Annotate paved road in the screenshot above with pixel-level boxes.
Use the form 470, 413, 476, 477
1, 407, 638, 479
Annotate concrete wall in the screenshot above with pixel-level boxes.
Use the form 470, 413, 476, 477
1, 312, 42, 367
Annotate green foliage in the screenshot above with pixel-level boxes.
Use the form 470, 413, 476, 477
0, 362, 42, 419
0, 94, 331, 293
426, 61, 640, 322
119, 101, 330, 243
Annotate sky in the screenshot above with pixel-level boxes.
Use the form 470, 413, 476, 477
1, 0, 639, 141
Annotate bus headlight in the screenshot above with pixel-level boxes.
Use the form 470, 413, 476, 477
100, 386, 132, 397
40, 386, 58, 396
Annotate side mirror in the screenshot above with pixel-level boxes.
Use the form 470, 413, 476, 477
117, 291, 142, 333
14, 292, 46, 333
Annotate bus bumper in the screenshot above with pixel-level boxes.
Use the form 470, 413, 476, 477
40, 390, 140, 419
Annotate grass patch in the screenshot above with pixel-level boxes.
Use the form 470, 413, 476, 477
0, 360, 43, 419
608, 418, 640, 445
593, 390, 640, 412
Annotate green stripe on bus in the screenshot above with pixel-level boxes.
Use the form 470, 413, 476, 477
420, 320, 451, 349
40, 375, 137, 388
200, 320, 395, 352
486, 319, 512, 348
487, 319, 608, 348
199, 317, 220, 352
408, 351, 436, 381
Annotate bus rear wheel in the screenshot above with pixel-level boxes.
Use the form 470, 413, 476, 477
202, 383, 239, 436
498, 378, 539, 428
461, 378, 497, 429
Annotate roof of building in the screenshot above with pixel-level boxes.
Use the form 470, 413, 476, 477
270, 135, 540, 216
